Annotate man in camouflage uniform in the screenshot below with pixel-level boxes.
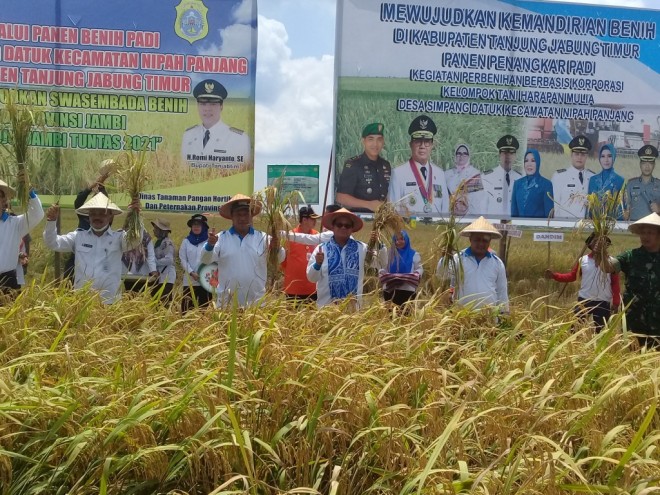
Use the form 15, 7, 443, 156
336, 123, 391, 213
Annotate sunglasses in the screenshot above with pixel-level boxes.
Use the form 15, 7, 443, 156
334, 222, 353, 229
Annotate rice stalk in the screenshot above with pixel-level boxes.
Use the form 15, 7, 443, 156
115, 145, 151, 250
432, 192, 464, 294
365, 201, 406, 267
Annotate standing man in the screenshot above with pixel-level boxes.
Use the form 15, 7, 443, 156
436, 216, 509, 312
201, 194, 284, 307
306, 208, 368, 308
181, 79, 252, 170
0, 181, 44, 296
551, 135, 594, 219
482, 135, 522, 217
281, 206, 321, 301
388, 115, 449, 216
336, 123, 391, 213
43, 193, 138, 304
625, 144, 660, 221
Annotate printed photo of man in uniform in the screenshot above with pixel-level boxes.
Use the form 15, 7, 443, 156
625, 144, 660, 221
336, 123, 391, 213
482, 135, 522, 218
551, 135, 594, 219
181, 79, 252, 170
388, 115, 448, 216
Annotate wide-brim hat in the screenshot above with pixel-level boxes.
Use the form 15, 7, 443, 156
460, 216, 502, 239
0, 179, 16, 199
187, 214, 208, 227
629, 212, 660, 234
219, 193, 262, 219
75, 192, 123, 216
151, 218, 171, 232
321, 207, 364, 232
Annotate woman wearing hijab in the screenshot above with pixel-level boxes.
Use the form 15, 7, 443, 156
179, 214, 212, 313
377, 230, 423, 309
445, 143, 485, 216
511, 149, 554, 218
150, 218, 176, 305
588, 143, 625, 219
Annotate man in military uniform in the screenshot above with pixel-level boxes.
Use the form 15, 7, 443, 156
336, 123, 391, 213
181, 79, 252, 170
551, 135, 594, 219
388, 115, 448, 216
482, 135, 522, 218
625, 144, 660, 221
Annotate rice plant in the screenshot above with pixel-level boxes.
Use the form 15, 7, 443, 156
114, 146, 151, 250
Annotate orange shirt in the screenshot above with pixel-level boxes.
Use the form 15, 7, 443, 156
281, 226, 318, 295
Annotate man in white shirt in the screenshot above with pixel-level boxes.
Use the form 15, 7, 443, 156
551, 135, 594, 219
437, 216, 509, 312
388, 115, 449, 217
482, 135, 522, 218
201, 193, 284, 307
43, 193, 138, 304
1, 180, 44, 296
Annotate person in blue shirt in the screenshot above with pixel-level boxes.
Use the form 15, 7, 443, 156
511, 149, 554, 218
587, 143, 625, 219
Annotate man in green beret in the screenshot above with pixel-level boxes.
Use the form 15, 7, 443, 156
336, 123, 391, 213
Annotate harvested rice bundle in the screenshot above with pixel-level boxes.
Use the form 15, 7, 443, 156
115, 146, 151, 250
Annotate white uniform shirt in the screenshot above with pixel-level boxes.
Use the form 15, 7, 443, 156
577, 255, 613, 303
482, 166, 521, 217
181, 120, 252, 170
43, 222, 131, 304
388, 160, 449, 215
179, 238, 206, 287
154, 237, 176, 284
551, 166, 594, 219
445, 165, 485, 216
0, 195, 44, 273
437, 248, 509, 311
200, 227, 285, 307
306, 239, 368, 308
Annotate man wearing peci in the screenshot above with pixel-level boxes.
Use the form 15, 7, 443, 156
625, 144, 660, 221
482, 135, 522, 218
551, 135, 595, 219
388, 115, 449, 216
181, 79, 252, 170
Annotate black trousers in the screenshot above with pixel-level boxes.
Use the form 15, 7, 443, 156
0, 270, 19, 292
574, 298, 611, 333
181, 285, 212, 314
383, 288, 416, 307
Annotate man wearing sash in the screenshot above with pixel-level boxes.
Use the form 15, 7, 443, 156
388, 115, 448, 216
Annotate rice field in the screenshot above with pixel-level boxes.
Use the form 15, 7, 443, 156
1, 210, 657, 494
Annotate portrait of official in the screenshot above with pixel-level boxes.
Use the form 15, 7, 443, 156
181, 79, 252, 170
551, 135, 594, 219
625, 144, 660, 221
336, 123, 391, 213
482, 135, 522, 218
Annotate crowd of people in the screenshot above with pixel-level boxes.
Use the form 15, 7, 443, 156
1, 175, 659, 348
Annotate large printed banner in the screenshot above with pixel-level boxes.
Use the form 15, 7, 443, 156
335, 0, 660, 222
0, 0, 256, 212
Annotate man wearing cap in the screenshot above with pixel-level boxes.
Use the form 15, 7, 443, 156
0, 181, 44, 296
336, 123, 391, 213
181, 79, 252, 170
599, 212, 660, 348
281, 206, 320, 301
388, 115, 449, 216
43, 193, 140, 304
436, 216, 509, 312
625, 144, 660, 221
482, 135, 522, 217
306, 208, 368, 308
551, 135, 595, 219
201, 194, 285, 307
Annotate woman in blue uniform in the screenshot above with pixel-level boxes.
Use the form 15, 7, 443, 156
587, 143, 625, 219
511, 149, 554, 218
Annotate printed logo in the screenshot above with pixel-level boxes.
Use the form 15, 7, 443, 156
175, 0, 209, 44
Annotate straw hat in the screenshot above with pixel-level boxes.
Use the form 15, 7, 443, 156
321, 207, 364, 232
219, 193, 262, 219
460, 216, 502, 239
75, 192, 123, 216
0, 180, 16, 199
151, 218, 171, 232
629, 212, 660, 234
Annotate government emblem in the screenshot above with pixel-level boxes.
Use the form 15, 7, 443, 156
175, 0, 209, 44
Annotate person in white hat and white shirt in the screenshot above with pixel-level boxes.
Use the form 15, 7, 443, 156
0, 180, 44, 297
436, 216, 509, 312
43, 193, 140, 304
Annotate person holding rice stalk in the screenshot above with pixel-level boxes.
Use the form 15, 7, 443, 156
377, 230, 423, 309
43, 193, 140, 305
436, 216, 509, 313
201, 194, 285, 308
0, 180, 44, 297
545, 233, 621, 333
598, 212, 660, 349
